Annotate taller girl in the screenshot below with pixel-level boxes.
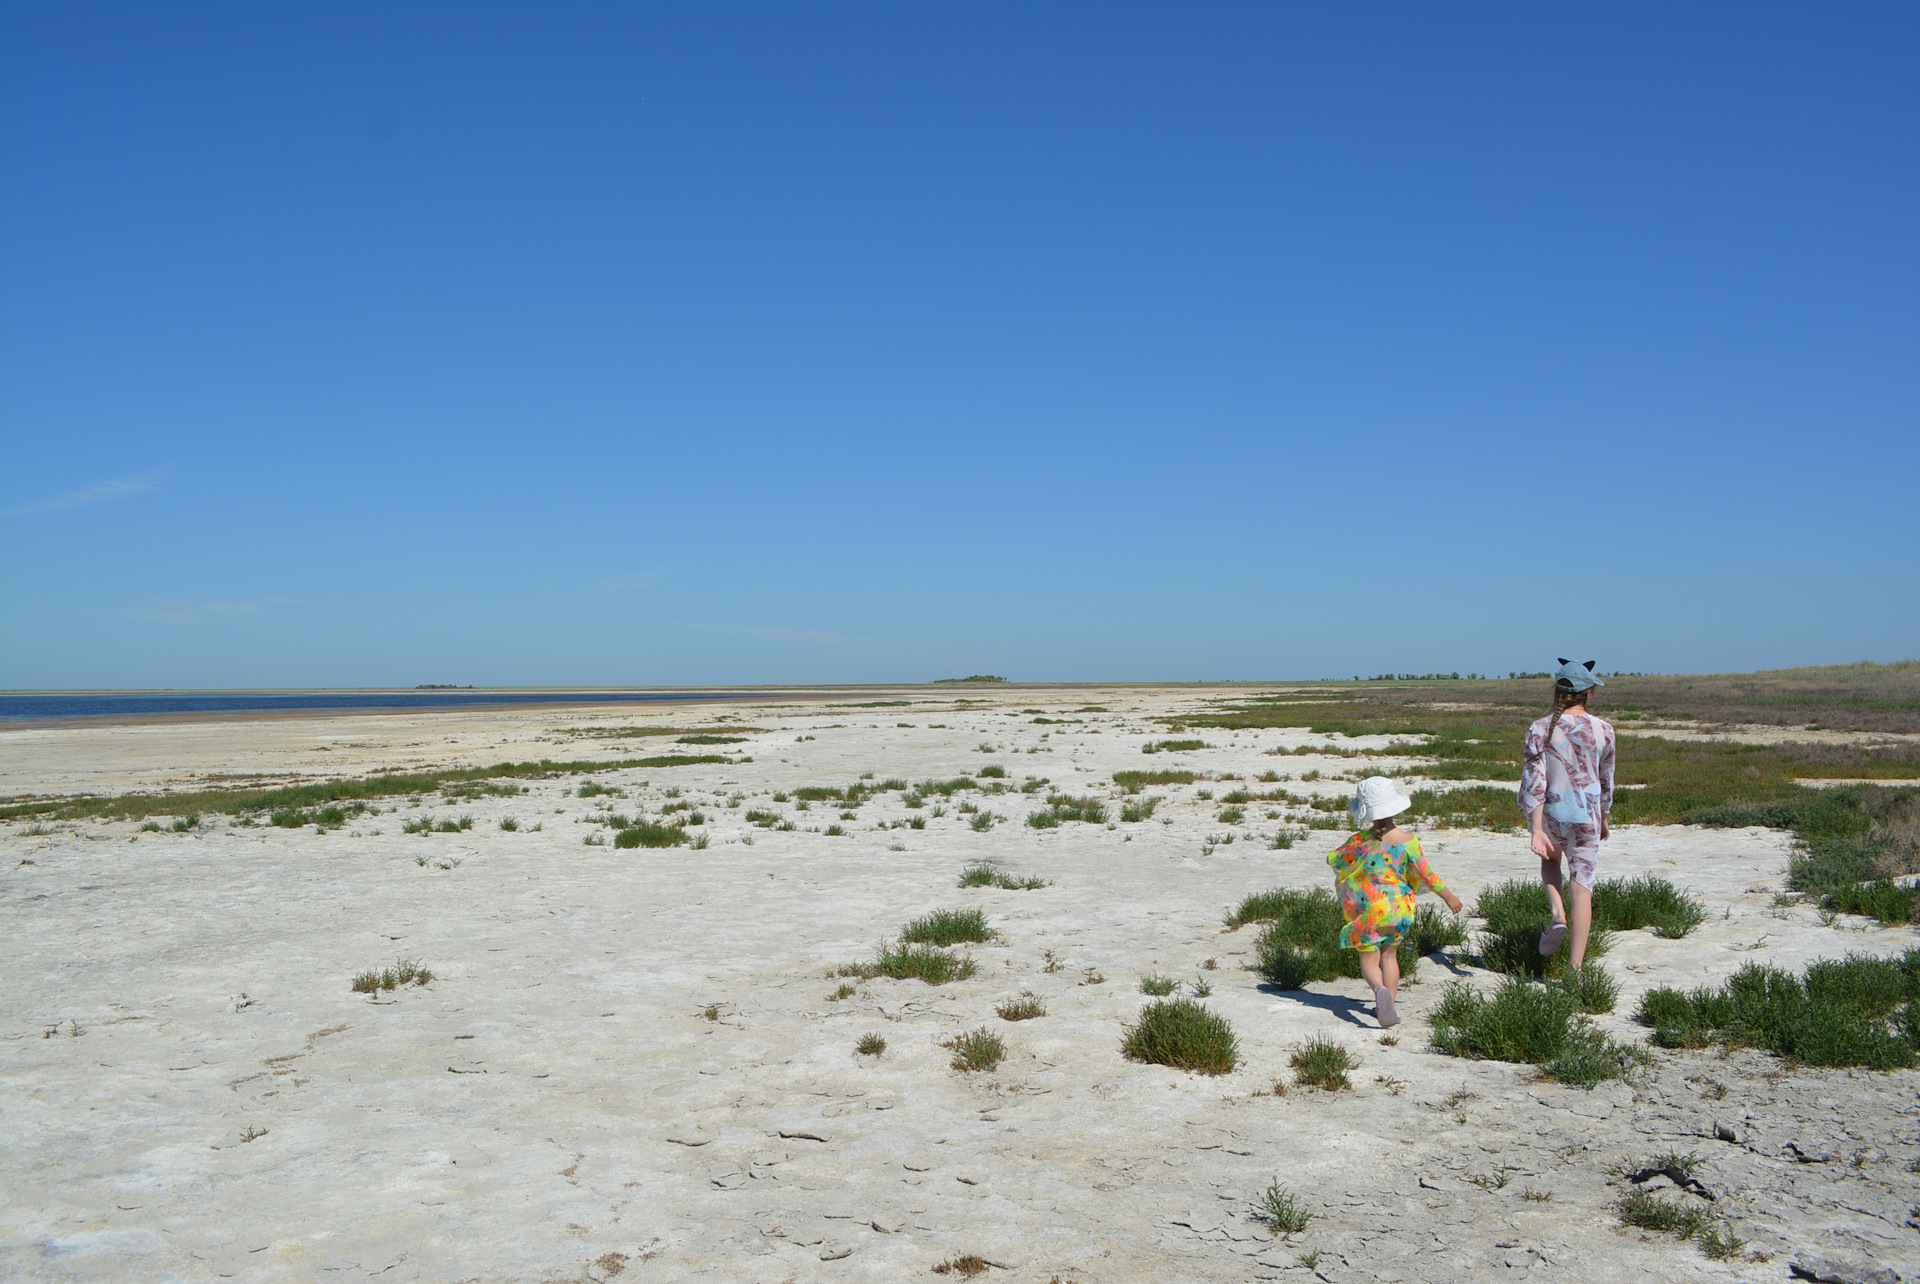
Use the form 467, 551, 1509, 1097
1518, 659, 1616, 970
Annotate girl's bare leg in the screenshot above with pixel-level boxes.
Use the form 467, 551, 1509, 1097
1567, 882, 1593, 970
1382, 946, 1401, 998
1540, 857, 1568, 926
1358, 950, 1384, 992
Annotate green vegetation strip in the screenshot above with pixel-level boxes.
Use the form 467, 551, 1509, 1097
1637, 950, 1920, 1069
0, 755, 733, 822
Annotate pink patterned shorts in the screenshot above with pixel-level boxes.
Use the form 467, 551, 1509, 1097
1545, 819, 1600, 889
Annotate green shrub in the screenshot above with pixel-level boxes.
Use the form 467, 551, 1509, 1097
614, 822, 688, 848
1592, 874, 1707, 937
1120, 797, 1160, 823
1430, 975, 1644, 1088
1138, 972, 1177, 996
1289, 1035, 1356, 1090
1143, 739, 1208, 754
1562, 963, 1620, 1014
1113, 769, 1195, 788
956, 862, 1047, 890
1258, 1181, 1311, 1236
946, 1027, 1005, 1071
995, 994, 1046, 1021
1634, 951, 1919, 1069
1121, 998, 1238, 1074
901, 907, 993, 945
876, 943, 977, 985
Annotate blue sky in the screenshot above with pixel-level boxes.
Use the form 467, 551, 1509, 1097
3, 2, 1915, 688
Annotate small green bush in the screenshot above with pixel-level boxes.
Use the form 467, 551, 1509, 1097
1120, 797, 1160, 823
351, 957, 433, 994
1635, 950, 1919, 1069
902, 907, 994, 945
876, 943, 977, 985
1562, 963, 1620, 1014
1122, 998, 1238, 1074
947, 1027, 1005, 1071
1144, 740, 1207, 754
855, 1032, 886, 1056
995, 994, 1046, 1021
1258, 1181, 1311, 1236
1289, 1034, 1356, 1090
957, 862, 1047, 890
1138, 972, 1177, 996
614, 822, 688, 849
1593, 874, 1707, 938
1430, 975, 1645, 1087
1113, 769, 1195, 788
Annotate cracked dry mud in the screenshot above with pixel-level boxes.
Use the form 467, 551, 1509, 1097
4, 692, 1918, 1283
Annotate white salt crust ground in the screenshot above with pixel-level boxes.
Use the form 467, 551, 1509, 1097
4, 694, 1918, 1284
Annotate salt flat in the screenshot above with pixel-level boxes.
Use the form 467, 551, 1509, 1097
5, 691, 1917, 1283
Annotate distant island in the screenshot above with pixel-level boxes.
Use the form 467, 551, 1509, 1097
934, 675, 1007, 684
414, 684, 475, 689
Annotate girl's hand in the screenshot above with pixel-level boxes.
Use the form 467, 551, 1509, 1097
1530, 828, 1560, 860
1440, 890, 1464, 915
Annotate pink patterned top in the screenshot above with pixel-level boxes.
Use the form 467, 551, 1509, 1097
1517, 711, 1615, 827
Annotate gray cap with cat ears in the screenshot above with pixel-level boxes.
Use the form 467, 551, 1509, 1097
1555, 659, 1604, 692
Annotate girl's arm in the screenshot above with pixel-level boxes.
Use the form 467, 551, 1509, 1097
1598, 724, 1616, 840
1518, 722, 1547, 817
1406, 843, 1465, 914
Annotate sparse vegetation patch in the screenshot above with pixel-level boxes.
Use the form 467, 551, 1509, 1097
1122, 998, 1238, 1074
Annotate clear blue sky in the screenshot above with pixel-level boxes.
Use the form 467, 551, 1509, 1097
3, 2, 1915, 688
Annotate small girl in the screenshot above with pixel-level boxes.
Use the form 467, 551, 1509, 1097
1518, 659, 1616, 971
1328, 777, 1464, 1028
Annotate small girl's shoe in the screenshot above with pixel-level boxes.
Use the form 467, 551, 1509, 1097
1374, 987, 1400, 1028
1539, 921, 1568, 955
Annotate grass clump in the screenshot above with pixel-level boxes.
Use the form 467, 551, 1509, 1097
1119, 796, 1160, 822
945, 1027, 1006, 1071
351, 958, 433, 994
1561, 962, 1620, 1014
1289, 1034, 1357, 1090
1618, 1188, 1745, 1259
931, 1256, 989, 1278
996, 993, 1046, 1021
876, 942, 978, 985
1144, 739, 1208, 754
957, 862, 1047, 889
1113, 769, 1194, 789
614, 821, 688, 848
1593, 874, 1707, 937
1121, 997, 1239, 1074
855, 1032, 886, 1056
1258, 1180, 1312, 1236
1430, 975, 1647, 1087
1138, 972, 1177, 996
1635, 950, 1919, 1069
901, 907, 994, 945
1027, 794, 1107, 827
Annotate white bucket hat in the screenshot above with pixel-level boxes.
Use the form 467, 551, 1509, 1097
1349, 776, 1412, 825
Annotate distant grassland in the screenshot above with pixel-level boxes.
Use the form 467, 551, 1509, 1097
0, 755, 732, 823
1168, 661, 1920, 828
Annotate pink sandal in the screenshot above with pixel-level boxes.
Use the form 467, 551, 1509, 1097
1539, 921, 1568, 955
1374, 987, 1400, 1028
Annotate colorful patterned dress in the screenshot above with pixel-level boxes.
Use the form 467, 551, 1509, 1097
1327, 832, 1451, 951
1516, 711, 1615, 887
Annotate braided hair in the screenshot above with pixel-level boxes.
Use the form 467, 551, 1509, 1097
1529, 683, 1591, 767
